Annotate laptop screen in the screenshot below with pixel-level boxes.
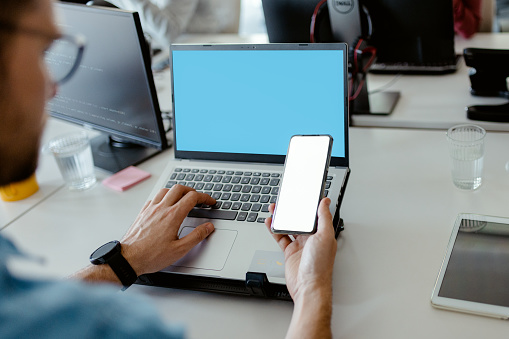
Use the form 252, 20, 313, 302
171, 43, 349, 167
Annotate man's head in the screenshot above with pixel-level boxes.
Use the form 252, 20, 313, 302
0, 0, 59, 186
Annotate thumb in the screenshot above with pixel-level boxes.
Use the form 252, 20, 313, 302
178, 222, 215, 250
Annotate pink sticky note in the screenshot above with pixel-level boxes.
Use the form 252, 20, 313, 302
102, 166, 151, 192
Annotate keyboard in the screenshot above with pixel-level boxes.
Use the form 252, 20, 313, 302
165, 167, 334, 223
369, 58, 458, 75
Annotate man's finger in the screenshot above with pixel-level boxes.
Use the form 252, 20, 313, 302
174, 190, 216, 212
160, 184, 196, 206
177, 222, 215, 255
316, 198, 333, 236
151, 188, 170, 204
265, 215, 293, 251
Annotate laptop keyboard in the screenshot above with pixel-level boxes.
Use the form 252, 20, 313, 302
369, 57, 459, 75
165, 167, 333, 223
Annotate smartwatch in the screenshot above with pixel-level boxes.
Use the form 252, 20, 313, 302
90, 240, 138, 291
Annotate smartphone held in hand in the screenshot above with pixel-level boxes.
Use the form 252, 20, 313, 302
271, 135, 333, 234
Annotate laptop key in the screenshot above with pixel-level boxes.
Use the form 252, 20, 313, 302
240, 194, 251, 202
252, 203, 262, 212
262, 204, 270, 213
269, 178, 280, 186
260, 195, 270, 203
222, 201, 232, 209
241, 203, 252, 211
187, 208, 237, 220
165, 181, 177, 188
231, 193, 241, 201
247, 213, 258, 222
257, 217, 266, 223
232, 202, 242, 210
237, 212, 248, 221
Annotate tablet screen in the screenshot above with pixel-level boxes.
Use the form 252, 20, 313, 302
438, 218, 509, 307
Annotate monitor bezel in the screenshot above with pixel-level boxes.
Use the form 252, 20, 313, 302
170, 43, 349, 168
48, 3, 168, 152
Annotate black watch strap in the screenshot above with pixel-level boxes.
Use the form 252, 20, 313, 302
107, 250, 138, 291
90, 241, 138, 291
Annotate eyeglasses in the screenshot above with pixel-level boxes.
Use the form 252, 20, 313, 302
44, 34, 86, 85
0, 22, 86, 85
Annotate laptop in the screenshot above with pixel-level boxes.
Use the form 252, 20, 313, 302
137, 43, 350, 299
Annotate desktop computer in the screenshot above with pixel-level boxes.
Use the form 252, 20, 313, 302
47, 3, 168, 173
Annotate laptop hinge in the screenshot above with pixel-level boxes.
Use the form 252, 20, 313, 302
245, 272, 270, 297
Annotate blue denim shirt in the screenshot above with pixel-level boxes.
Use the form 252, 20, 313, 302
0, 234, 184, 339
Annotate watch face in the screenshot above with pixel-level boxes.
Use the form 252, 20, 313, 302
90, 241, 119, 262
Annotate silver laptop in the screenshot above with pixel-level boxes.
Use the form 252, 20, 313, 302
139, 43, 350, 299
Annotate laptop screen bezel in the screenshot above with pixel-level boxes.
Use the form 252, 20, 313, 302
170, 43, 349, 168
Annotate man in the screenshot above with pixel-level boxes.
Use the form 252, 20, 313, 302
0, 0, 337, 338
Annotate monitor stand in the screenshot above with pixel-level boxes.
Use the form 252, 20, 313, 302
90, 134, 161, 173
350, 75, 400, 115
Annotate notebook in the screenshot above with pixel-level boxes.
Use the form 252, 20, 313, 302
137, 43, 350, 299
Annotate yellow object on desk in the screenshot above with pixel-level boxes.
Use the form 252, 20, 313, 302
0, 174, 39, 201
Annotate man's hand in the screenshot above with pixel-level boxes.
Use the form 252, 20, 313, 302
120, 185, 216, 276
265, 198, 337, 339
265, 198, 337, 299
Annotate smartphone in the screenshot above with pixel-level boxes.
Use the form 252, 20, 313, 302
271, 135, 333, 234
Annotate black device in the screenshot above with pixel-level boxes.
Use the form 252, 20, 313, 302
363, 0, 457, 74
464, 48, 509, 122
90, 240, 138, 290
271, 135, 333, 235
261, 0, 335, 43
47, 3, 168, 173
261, 0, 399, 115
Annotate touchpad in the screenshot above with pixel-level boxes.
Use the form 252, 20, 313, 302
171, 227, 237, 271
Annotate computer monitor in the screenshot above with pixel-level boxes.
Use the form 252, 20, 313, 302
261, 0, 334, 43
47, 3, 168, 173
363, 0, 457, 73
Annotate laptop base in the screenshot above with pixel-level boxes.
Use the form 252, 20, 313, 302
137, 218, 344, 301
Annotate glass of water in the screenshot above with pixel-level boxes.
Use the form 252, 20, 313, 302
48, 132, 96, 191
446, 124, 486, 190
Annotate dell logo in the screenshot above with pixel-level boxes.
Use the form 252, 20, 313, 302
333, 0, 355, 14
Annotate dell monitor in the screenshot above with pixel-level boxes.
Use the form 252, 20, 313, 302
47, 3, 168, 173
363, 0, 457, 74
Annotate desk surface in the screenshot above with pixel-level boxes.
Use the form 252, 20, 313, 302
353, 33, 509, 130
4, 121, 509, 338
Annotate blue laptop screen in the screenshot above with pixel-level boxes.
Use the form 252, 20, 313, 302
172, 46, 347, 162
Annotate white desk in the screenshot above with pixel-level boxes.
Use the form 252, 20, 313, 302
353, 33, 509, 130
4, 125, 509, 338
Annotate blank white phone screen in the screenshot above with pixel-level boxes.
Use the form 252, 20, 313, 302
272, 135, 331, 233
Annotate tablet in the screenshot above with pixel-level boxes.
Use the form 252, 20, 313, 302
431, 213, 509, 319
